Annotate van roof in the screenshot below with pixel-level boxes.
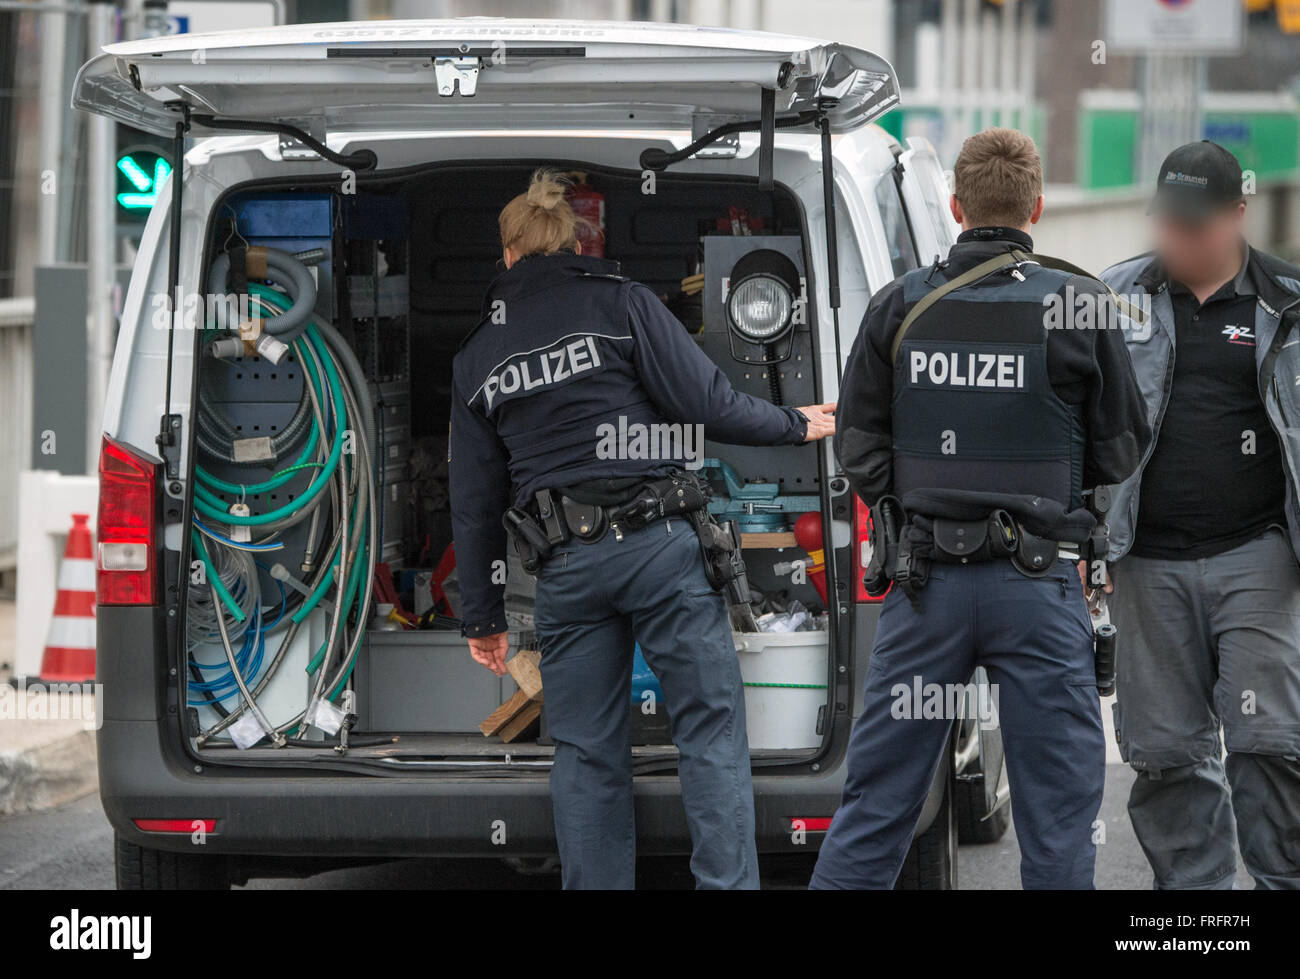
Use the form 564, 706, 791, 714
73, 18, 899, 141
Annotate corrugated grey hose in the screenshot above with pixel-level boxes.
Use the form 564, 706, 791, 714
208, 246, 318, 340
199, 246, 320, 465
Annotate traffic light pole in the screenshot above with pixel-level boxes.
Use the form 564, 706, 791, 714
85, 0, 117, 474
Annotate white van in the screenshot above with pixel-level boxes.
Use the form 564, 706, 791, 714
77, 18, 1006, 889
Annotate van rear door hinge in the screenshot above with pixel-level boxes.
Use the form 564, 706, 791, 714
434, 56, 480, 97
157, 413, 183, 489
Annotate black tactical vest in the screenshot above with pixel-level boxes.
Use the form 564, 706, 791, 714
890, 263, 1086, 513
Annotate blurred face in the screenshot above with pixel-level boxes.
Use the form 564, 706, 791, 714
1152, 202, 1246, 285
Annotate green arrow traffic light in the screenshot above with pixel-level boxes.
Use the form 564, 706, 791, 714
116, 151, 172, 211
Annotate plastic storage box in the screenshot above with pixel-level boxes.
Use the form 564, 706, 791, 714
352, 630, 513, 733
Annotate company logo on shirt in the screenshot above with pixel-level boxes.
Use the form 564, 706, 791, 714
1222, 324, 1255, 346
475, 333, 617, 410
907, 350, 1026, 390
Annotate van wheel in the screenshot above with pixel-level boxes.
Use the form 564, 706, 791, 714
115, 834, 232, 890
956, 776, 1011, 844
895, 776, 957, 890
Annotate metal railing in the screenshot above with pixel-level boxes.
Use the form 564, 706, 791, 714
0, 297, 34, 571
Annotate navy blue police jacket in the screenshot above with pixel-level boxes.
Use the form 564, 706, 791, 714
449, 251, 808, 637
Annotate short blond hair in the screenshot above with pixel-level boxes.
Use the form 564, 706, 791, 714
498, 169, 584, 258
953, 128, 1043, 228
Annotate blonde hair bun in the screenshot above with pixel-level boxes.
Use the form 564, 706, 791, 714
525, 170, 570, 211
499, 168, 590, 258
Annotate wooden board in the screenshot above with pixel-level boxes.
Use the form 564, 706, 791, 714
740, 531, 797, 549
497, 699, 544, 743
479, 688, 532, 737
506, 648, 543, 701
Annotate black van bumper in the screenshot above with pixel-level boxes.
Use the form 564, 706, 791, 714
98, 605, 943, 861
99, 718, 856, 857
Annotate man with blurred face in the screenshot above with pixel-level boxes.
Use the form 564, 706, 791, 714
1100, 141, 1300, 889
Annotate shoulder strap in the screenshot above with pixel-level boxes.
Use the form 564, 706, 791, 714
890, 253, 1020, 365
889, 249, 1150, 365
1023, 251, 1151, 328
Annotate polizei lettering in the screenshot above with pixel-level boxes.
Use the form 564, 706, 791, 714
479, 334, 604, 410
908, 350, 1025, 390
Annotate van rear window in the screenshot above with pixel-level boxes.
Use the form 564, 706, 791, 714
875, 174, 920, 278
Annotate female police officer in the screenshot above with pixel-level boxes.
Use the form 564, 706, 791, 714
449, 170, 835, 889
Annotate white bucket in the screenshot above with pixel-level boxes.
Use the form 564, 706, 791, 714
733, 631, 829, 750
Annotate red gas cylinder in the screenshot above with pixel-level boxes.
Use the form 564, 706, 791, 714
567, 173, 606, 258
792, 512, 827, 606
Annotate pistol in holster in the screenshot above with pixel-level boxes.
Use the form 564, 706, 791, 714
618, 471, 749, 607
687, 509, 752, 608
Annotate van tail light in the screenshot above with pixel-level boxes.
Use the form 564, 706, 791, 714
852, 496, 885, 604
133, 818, 217, 834
97, 435, 161, 606
791, 817, 833, 832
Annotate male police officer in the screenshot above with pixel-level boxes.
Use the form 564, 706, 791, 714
1101, 141, 1300, 889
449, 171, 835, 889
810, 129, 1150, 889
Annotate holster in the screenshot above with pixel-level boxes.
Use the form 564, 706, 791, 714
688, 509, 752, 607
863, 496, 904, 598
1010, 530, 1060, 577
503, 507, 553, 576
863, 497, 935, 609
609, 472, 710, 533
894, 521, 932, 610
616, 472, 752, 607
533, 489, 571, 547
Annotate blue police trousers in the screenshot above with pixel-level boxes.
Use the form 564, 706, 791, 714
533, 516, 760, 890
810, 559, 1105, 889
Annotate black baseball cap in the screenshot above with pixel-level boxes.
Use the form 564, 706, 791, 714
1148, 140, 1245, 222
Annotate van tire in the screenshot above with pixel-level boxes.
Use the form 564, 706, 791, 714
895, 777, 957, 890
956, 777, 1011, 844
115, 834, 232, 890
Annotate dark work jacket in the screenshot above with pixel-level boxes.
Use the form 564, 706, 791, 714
1101, 245, 1300, 561
834, 227, 1151, 541
449, 252, 807, 636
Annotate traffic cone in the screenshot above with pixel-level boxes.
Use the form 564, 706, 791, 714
40, 514, 97, 683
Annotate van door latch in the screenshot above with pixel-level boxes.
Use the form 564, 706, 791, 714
434, 56, 480, 97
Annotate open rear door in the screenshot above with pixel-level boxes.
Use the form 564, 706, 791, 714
895, 137, 959, 263
74, 19, 898, 144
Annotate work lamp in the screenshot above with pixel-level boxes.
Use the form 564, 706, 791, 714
725, 249, 801, 362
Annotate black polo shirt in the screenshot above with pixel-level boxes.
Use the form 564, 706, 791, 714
1133, 251, 1287, 559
